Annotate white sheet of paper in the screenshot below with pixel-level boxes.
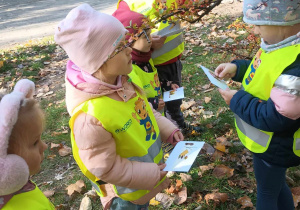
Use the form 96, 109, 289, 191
163, 141, 205, 172
163, 87, 184, 102
200, 65, 229, 90
152, 22, 183, 37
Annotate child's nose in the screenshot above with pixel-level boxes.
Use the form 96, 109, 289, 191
126, 46, 132, 54
41, 142, 48, 152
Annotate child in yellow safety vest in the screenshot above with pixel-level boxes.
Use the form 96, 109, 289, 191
215, 1, 300, 209
113, 6, 165, 113
0, 79, 54, 210
54, 4, 184, 210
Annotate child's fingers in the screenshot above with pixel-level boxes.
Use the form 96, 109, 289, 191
214, 64, 225, 77
158, 163, 166, 170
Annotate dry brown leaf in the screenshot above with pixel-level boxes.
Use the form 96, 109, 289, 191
174, 187, 188, 205
198, 164, 214, 177
179, 173, 193, 182
291, 187, 300, 208
202, 84, 211, 90
66, 180, 86, 196
0, 61, 4, 68
165, 185, 176, 194
181, 100, 196, 111
212, 165, 234, 178
50, 143, 61, 149
204, 192, 228, 204
58, 145, 72, 157
47, 154, 56, 159
43, 190, 55, 198
237, 196, 253, 208
191, 191, 203, 202
206, 123, 213, 129
204, 97, 211, 104
211, 150, 224, 161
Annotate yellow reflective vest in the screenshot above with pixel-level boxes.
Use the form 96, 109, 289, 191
2, 182, 55, 210
69, 90, 165, 201
235, 45, 300, 157
129, 59, 162, 99
117, 0, 184, 65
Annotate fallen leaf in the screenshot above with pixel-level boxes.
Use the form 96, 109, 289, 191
149, 197, 161, 206
165, 185, 176, 194
200, 143, 215, 155
155, 193, 174, 209
47, 154, 56, 159
237, 195, 253, 208
0, 61, 4, 68
214, 142, 226, 153
204, 192, 228, 204
79, 196, 92, 210
181, 100, 196, 111
43, 190, 55, 198
58, 145, 72, 157
212, 150, 224, 161
204, 97, 211, 104
191, 191, 203, 202
198, 164, 215, 177
175, 180, 183, 192
291, 187, 300, 208
174, 187, 187, 205
50, 143, 61, 149
206, 123, 213, 129
212, 165, 234, 178
66, 180, 86, 196
179, 173, 193, 182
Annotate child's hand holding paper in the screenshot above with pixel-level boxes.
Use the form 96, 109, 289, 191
200, 65, 229, 90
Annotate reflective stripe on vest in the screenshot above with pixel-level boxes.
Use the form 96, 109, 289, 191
297, 138, 300, 150
151, 34, 183, 59
235, 114, 270, 147
274, 74, 300, 96
116, 135, 163, 195
235, 45, 300, 156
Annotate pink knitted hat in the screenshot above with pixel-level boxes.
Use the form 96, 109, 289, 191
55, 3, 128, 75
0, 79, 35, 196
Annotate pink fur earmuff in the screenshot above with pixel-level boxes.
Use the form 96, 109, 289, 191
0, 79, 35, 196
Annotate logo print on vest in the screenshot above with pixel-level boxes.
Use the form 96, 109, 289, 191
150, 73, 162, 97
132, 97, 157, 141
245, 49, 262, 85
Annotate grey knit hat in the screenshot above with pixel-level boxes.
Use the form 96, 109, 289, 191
243, 0, 300, 26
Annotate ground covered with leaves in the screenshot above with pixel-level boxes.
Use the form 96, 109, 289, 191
1, 6, 300, 210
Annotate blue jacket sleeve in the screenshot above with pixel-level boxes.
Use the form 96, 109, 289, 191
231, 60, 252, 82
229, 90, 298, 132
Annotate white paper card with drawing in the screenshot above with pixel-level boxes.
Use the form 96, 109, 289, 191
163, 141, 205, 172
163, 87, 184, 102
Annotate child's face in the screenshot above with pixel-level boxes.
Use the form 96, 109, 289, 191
254, 25, 288, 45
105, 38, 133, 76
132, 30, 152, 53
13, 108, 47, 175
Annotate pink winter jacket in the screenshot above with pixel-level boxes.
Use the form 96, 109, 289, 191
65, 61, 177, 209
